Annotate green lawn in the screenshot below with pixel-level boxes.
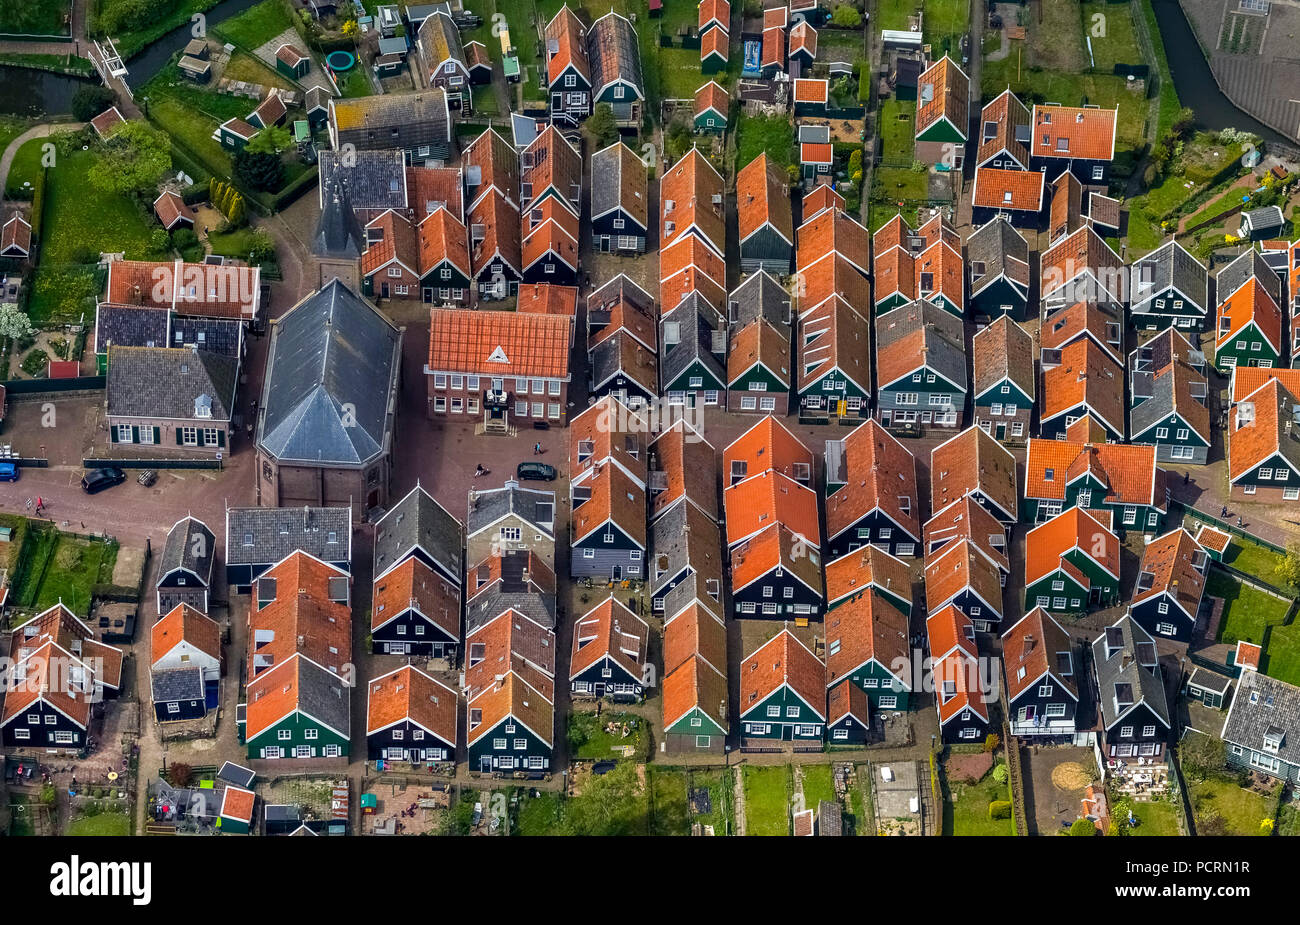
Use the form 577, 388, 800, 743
1208, 570, 1291, 649
1222, 539, 1289, 589
35, 146, 163, 266
0, 0, 71, 36
923, 0, 969, 55
743, 765, 791, 836
1125, 135, 1246, 255
875, 0, 916, 32
28, 265, 105, 325
0, 513, 30, 571
337, 67, 373, 99
567, 711, 648, 761
1191, 778, 1276, 836
1128, 798, 1182, 836
66, 811, 131, 836
1080, 1, 1140, 72
735, 113, 795, 171
145, 94, 234, 178
879, 97, 916, 163
944, 766, 1014, 836
222, 50, 297, 91
211, 0, 295, 49
801, 764, 837, 810
647, 767, 692, 836
514, 789, 564, 835
16, 531, 120, 616
3, 131, 62, 199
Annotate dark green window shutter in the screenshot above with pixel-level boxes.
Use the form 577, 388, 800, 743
153, 426, 161, 444
176, 428, 184, 446
217, 430, 226, 448
109, 426, 119, 444
131, 426, 139, 443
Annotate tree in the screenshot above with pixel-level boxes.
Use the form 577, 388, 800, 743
587, 103, 618, 148
72, 85, 117, 123
983, 732, 1001, 753
235, 148, 285, 192
1274, 542, 1300, 592
247, 228, 276, 262
227, 192, 246, 227
562, 762, 647, 836
1069, 818, 1097, 836
831, 3, 860, 27
247, 125, 292, 156
342, 18, 359, 38
88, 121, 172, 198
169, 762, 193, 787
0, 303, 36, 342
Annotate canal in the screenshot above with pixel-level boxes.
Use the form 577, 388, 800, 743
1150, 0, 1288, 145
125, 0, 266, 87
0, 65, 98, 116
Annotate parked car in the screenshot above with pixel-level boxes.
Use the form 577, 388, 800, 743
81, 467, 126, 494
516, 462, 557, 482
0, 462, 18, 482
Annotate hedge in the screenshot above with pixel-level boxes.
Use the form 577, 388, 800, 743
988, 800, 1012, 821
28, 166, 47, 242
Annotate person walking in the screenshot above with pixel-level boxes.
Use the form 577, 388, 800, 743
534, 442, 542, 455
35, 496, 43, 513
1221, 505, 1229, 518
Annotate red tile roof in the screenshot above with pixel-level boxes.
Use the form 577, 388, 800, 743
1001, 607, 1078, 701
516, 282, 578, 318
1230, 367, 1300, 403
788, 19, 816, 58
802, 184, 844, 221
366, 664, 457, 743
723, 414, 814, 484
648, 420, 718, 520
701, 25, 729, 60
916, 56, 969, 139
1024, 505, 1119, 586
924, 495, 1009, 573
740, 630, 825, 720
724, 469, 820, 547
153, 190, 195, 230
761, 26, 785, 68
246, 551, 352, 682
1040, 338, 1124, 435
1030, 104, 1117, 162
826, 419, 920, 544
660, 148, 725, 256
825, 545, 913, 609
972, 314, 1035, 400
729, 522, 822, 594
372, 556, 460, 641
793, 78, 828, 104
569, 597, 649, 681
427, 308, 571, 379
924, 538, 1003, 616
544, 4, 591, 86
977, 89, 1030, 166
695, 79, 730, 119
824, 591, 909, 687
797, 207, 870, 275
1229, 379, 1299, 481
1132, 528, 1206, 618
151, 603, 220, 668
971, 166, 1044, 211
1216, 276, 1281, 355
1040, 227, 1124, 305
1023, 437, 1161, 507
737, 153, 794, 247
797, 297, 871, 395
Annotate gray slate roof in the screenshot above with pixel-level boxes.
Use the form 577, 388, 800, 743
1216, 249, 1281, 305
297, 656, 351, 736
1223, 669, 1300, 768
466, 587, 555, 634
875, 300, 967, 390
727, 271, 792, 331
966, 217, 1029, 296
373, 484, 464, 583
225, 506, 352, 567
590, 143, 647, 228
318, 149, 408, 212
169, 315, 243, 357
159, 516, 216, 586
651, 498, 724, 622
1130, 361, 1207, 440
1130, 240, 1208, 311
467, 483, 556, 538
151, 666, 204, 703
106, 346, 238, 422
660, 299, 725, 389
258, 280, 401, 467
95, 304, 169, 353
1091, 616, 1170, 731
313, 166, 366, 259
588, 11, 644, 97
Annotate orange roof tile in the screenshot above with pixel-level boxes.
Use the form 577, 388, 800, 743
372, 556, 460, 641
1024, 506, 1118, 586
427, 308, 571, 379
872, 244, 916, 305
1216, 276, 1281, 355
924, 495, 1009, 573
930, 426, 1018, 519
1040, 338, 1124, 434
701, 25, 729, 59
663, 603, 727, 677
695, 79, 730, 119
825, 546, 913, 609
728, 316, 790, 388
740, 630, 825, 720
916, 56, 969, 139
366, 664, 457, 742
572, 460, 646, 547
544, 5, 591, 86
826, 419, 920, 543
151, 603, 220, 667
737, 153, 794, 247
797, 297, 871, 394
729, 522, 823, 594
1230, 367, 1300, 403
824, 591, 909, 686
247, 551, 351, 681
915, 239, 964, 308
802, 184, 845, 221
1001, 608, 1077, 701
924, 538, 1003, 616
788, 19, 817, 58
569, 597, 649, 681
648, 420, 718, 520
521, 197, 579, 272
1031, 104, 1117, 162
972, 314, 1035, 400
977, 89, 1030, 166
516, 282, 578, 317
1040, 226, 1124, 305
417, 205, 471, 277
724, 469, 820, 546
1023, 437, 1160, 506
570, 395, 649, 483
971, 166, 1044, 211
1229, 379, 1300, 481
723, 414, 813, 483
761, 25, 785, 68
660, 148, 725, 256
663, 653, 728, 730
797, 207, 870, 274
1132, 528, 1206, 617
793, 78, 828, 104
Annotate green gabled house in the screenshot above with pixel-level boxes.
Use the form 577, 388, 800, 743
824, 590, 912, 712
1022, 438, 1167, 532
796, 299, 872, 421
914, 56, 969, 170
239, 656, 351, 760
663, 652, 728, 755
661, 296, 727, 404
739, 630, 826, 742
825, 546, 914, 616
874, 301, 967, 431
694, 81, 729, 133
1024, 506, 1121, 614
216, 117, 258, 152
465, 673, 554, 774
1213, 251, 1284, 373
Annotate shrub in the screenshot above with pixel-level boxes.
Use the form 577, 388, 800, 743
169, 762, 193, 787
72, 85, 117, 123
1069, 818, 1097, 836
20, 348, 48, 377
831, 4, 860, 27
992, 763, 1008, 784
1260, 818, 1275, 836
988, 800, 1012, 820
983, 733, 1001, 753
